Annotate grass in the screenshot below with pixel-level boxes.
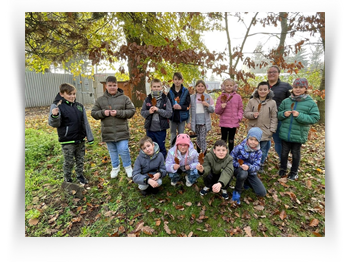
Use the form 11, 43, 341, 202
25, 107, 325, 237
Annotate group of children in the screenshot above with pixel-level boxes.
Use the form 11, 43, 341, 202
48, 71, 320, 204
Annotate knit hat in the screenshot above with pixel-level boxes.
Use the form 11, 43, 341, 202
175, 133, 191, 146
247, 127, 263, 142
293, 78, 309, 88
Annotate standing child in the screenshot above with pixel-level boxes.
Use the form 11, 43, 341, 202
167, 72, 191, 146
215, 78, 243, 153
187, 80, 215, 154
277, 78, 320, 180
230, 127, 267, 205
91, 76, 136, 179
244, 81, 278, 169
165, 133, 199, 187
141, 78, 172, 159
132, 136, 166, 196
48, 83, 94, 184
196, 140, 234, 200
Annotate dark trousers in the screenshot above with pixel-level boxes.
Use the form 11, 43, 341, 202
204, 172, 232, 190
280, 140, 302, 173
221, 127, 236, 153
61, 142, 85, 180
234, 167, 266, 196
146, 129, 167, 159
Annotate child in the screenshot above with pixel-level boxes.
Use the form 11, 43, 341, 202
141, 78, 172, 159
132, 136, 166, 196
196, 140, 234, 200
91, 76, 136, 179
165, 133, 199, 187
277, 78, 320, 180
230, 127, 267, 205
167, 72, 191, 146
244, 81, 278, 169
215, 78, 243, 153
187, 80, 215, 154
48, 83, 94, 184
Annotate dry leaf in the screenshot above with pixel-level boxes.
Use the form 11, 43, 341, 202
151, 97, 157, 106
221, 94, 227, 103
279, 210, 287, 220
28, 218, 39, 226
258, 103, 262, 112
198, 152, 205, 165
254, 205, 265, 211
238, 159, 244, 166
155, 220, 161, 226
291, 102, 295, 110
174, 157, 180, 164
185, 202, 192, 207
164, 222, 171, 234
306, 180, 312, 189
244, 226, 252, 237
141, 226, 154, 236
309, 218, 319, 227
201, 94, 205, 101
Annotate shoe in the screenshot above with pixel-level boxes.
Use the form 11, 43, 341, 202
124, 165, 133, 178
279, 169, 287, 178
64, 177, 73, 183
150, 187, 159, 194
221, 189, 229, 200
200, 187, 209, 196
231, 190, 241, 204
171, 181, 177, 186
110, 166, 120, 178
244, 184, 250, 190
77, 175, 88, 185
288, 171, 299, 181
185, 175, 193, 187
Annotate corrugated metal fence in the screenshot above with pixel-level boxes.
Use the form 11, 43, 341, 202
25, 72, 95, 108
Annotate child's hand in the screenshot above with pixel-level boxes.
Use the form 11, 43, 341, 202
202, 101, 210, 107
196, 164, 204, 173
149, 107, 155, 114
241, 164, 249, 171
152, 172, 161, 180
104, 110, 110, 116
52, 108, 59, 116
186, 123, 191, 130
110, 110, 117, 116
221, 103, 227, 109
148, 179, 159, 188
173, 104, 181, 110
212, 182, 222, 193
185, 165, 190, 171
173, 164, 180, 171
253, 112, 259, 118
284, 111, 292, 117
292, 110, 299, 117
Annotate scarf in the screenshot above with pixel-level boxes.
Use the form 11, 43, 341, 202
290, 93, 308, 102
244, 139, 260, 152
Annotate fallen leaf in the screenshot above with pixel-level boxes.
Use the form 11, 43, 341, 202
244, 226, 252, 237
309, 219, 319, 227
306, 180, 312, 189
279, 210, 287, 220
254, 205, 264, 211
184, 202, 192, 206
155, 220, 161, 226
141, 226, 154, 236
28, 218, 39, 226
164, 222, 171, 234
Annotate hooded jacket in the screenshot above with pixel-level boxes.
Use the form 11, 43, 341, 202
215, 92, 243, 128
165, 141, 199, 174
230, 139, 262, 174
244, 90, 278, 141
132, 142, 166, 185
189, 93, 215, 131
48, 93, 94, 144
91, 89, 136, 142
201, 148, 234, 187
167, 84, 190, 123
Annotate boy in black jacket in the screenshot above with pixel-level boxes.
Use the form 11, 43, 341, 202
48, 83, 94, 184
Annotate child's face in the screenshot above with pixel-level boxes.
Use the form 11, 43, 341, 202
173, 76, 183, 89
151, 82, 162, 91
60, 90, 76, 103
293, 85, 307, 96
257, 85, 270, 99
177, 144, 189, 154
106, 82, 118, 95
196, 83, 206, 94
224, 81, 235, 93
213, 145, 227, 159
141, 141, 155, 156
247, 137, 259, 148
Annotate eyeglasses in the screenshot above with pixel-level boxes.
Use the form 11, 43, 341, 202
267, 71, 279, 74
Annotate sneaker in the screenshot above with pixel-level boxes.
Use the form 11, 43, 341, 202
288, 172, 299, 181
200, 187, 209, 196
185, 175, 193, 187
231, 190, 241, 204
171, 181, 177, 186
279, 169, 287, 178
221, 189, 229, 200
124, 165, 133, 178
77, 175, 88, 185
110, 166, 120, 178
150, 187, 159, 194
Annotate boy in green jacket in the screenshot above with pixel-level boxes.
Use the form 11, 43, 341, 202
196, 140, 234, 200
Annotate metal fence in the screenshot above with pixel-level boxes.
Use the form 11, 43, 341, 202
25, 72, 95, 108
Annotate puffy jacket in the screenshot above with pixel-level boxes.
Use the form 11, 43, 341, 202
215, 92, 243, 128
244, 90, 278, 141
91, 89, 136, 142
189, 93, 215, 131
167, 85, 190, 123
230, 139, 262, 174
278, 95, 320, 144
132, 142, 166, 185
165, 141, 199, 173
268, 79, 292, 108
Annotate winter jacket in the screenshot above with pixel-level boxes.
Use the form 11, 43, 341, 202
244, 90, 278, 141
167, 84, 190, 123
48, 93, 94, 144
230, 139, 262, 174
277, 95, 320, 144
215, 92, 243, 128
165, 141, 199, 173
268, 79, 292, 108
189, 93, 215, 131
141, 93, 172, 131
132, 142, 166, 185
201, 148, 234, 187
91, 89, 136, 142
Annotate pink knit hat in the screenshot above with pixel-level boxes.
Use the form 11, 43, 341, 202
175, 133, 190, 146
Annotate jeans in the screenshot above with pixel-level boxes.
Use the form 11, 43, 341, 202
106, 140, 131, 168
168, 168, 199, 184
170, 121, 186, 146
280, 140, 301, 173
234, 167, 266, 196
260, 140, 271, 164
272, 121, 282, 159
146, 130, 167, 159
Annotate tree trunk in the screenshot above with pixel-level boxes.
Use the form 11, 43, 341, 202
318, 12, 325, 124
277, 12, 288, 56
